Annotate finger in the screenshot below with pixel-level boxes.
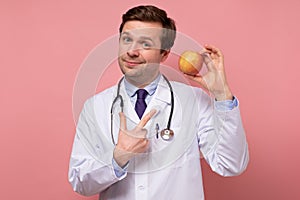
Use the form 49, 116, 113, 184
204, 44, 217, 53
119, 112, 127, 131
183, 73, 201, 79
200, 49, 214, 61
202, 53, 215, 71
206, 45, 225, 70
199, 48, 210, 55
184, 74, 208, 89
135, 140, 149, 153
205, 44, 223, 57
136, 129, 148, 138
137, 109, 157, 128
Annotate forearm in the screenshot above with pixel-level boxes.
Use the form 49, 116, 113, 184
199, 98, 249, 176
69, 135, 125, 196
209, 106, 249, 176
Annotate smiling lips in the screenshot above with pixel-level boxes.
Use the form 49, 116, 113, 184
123, 59, 144, 67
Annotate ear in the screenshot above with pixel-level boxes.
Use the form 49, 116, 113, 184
160, 50, 170, 62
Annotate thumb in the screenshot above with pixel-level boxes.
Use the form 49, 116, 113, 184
119, 112, 127, 131
184, 74, 208, 88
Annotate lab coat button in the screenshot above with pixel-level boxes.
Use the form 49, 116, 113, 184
138, 185, 145, 190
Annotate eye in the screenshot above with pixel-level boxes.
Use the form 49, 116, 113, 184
122, 36, 132, 44
142, 41, 152, 49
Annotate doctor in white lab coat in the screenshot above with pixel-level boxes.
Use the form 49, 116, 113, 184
68, 5, 249, 200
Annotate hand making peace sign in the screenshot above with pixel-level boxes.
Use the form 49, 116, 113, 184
113, 109, 156, 167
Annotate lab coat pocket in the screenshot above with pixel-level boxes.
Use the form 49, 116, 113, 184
148, 125, 189, 170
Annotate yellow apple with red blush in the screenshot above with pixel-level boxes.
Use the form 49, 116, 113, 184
179, 51, 203, 75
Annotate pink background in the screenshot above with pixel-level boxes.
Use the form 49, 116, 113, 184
1, 0, 299, 199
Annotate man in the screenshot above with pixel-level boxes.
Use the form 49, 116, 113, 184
69, 5, 249, 200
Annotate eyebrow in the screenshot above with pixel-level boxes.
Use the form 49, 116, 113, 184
121, 32, 155, 43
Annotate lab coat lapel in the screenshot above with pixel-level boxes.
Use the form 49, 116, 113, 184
119, 82, 141, 127
145, 77, 171, 119
118, 77, 171, 129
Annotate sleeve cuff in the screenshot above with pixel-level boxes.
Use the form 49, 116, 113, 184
112, 158, 128, 178
214, 96, 238, 111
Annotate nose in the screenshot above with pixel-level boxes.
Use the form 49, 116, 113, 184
127, 43, 140, 57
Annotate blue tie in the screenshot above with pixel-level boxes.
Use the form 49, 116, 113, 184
135, 89, 148, 119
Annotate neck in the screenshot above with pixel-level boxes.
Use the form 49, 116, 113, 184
125, 72, 160, 88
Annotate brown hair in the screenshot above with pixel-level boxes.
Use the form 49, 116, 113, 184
119, 5, 176, 52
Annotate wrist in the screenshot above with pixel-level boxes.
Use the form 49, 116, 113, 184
214, 86, 233, 101
113, 146, 132, 167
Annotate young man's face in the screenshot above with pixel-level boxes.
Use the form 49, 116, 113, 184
118, 20, 169, 87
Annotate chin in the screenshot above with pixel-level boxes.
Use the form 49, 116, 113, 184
124, 70, 143, 79
121, 63, 144, 76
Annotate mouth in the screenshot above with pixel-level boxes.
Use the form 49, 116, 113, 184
123, 59, 144, 67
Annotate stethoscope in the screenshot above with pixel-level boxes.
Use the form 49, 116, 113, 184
110, 74, 174, 145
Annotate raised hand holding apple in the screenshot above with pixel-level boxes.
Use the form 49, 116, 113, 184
179, 44, 233, 101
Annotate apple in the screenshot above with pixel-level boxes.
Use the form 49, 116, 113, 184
178, 51, 203, 75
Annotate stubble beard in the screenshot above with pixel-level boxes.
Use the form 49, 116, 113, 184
119, 61, 160, 88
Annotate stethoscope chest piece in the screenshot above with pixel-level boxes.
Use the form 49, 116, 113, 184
160, 129, 174, 141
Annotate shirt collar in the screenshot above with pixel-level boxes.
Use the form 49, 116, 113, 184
124, 74, 162, 97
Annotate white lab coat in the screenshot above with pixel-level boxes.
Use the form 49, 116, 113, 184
68, 77, 249, 200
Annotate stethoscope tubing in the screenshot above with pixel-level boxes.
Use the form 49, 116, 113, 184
110, 75, 174, 145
